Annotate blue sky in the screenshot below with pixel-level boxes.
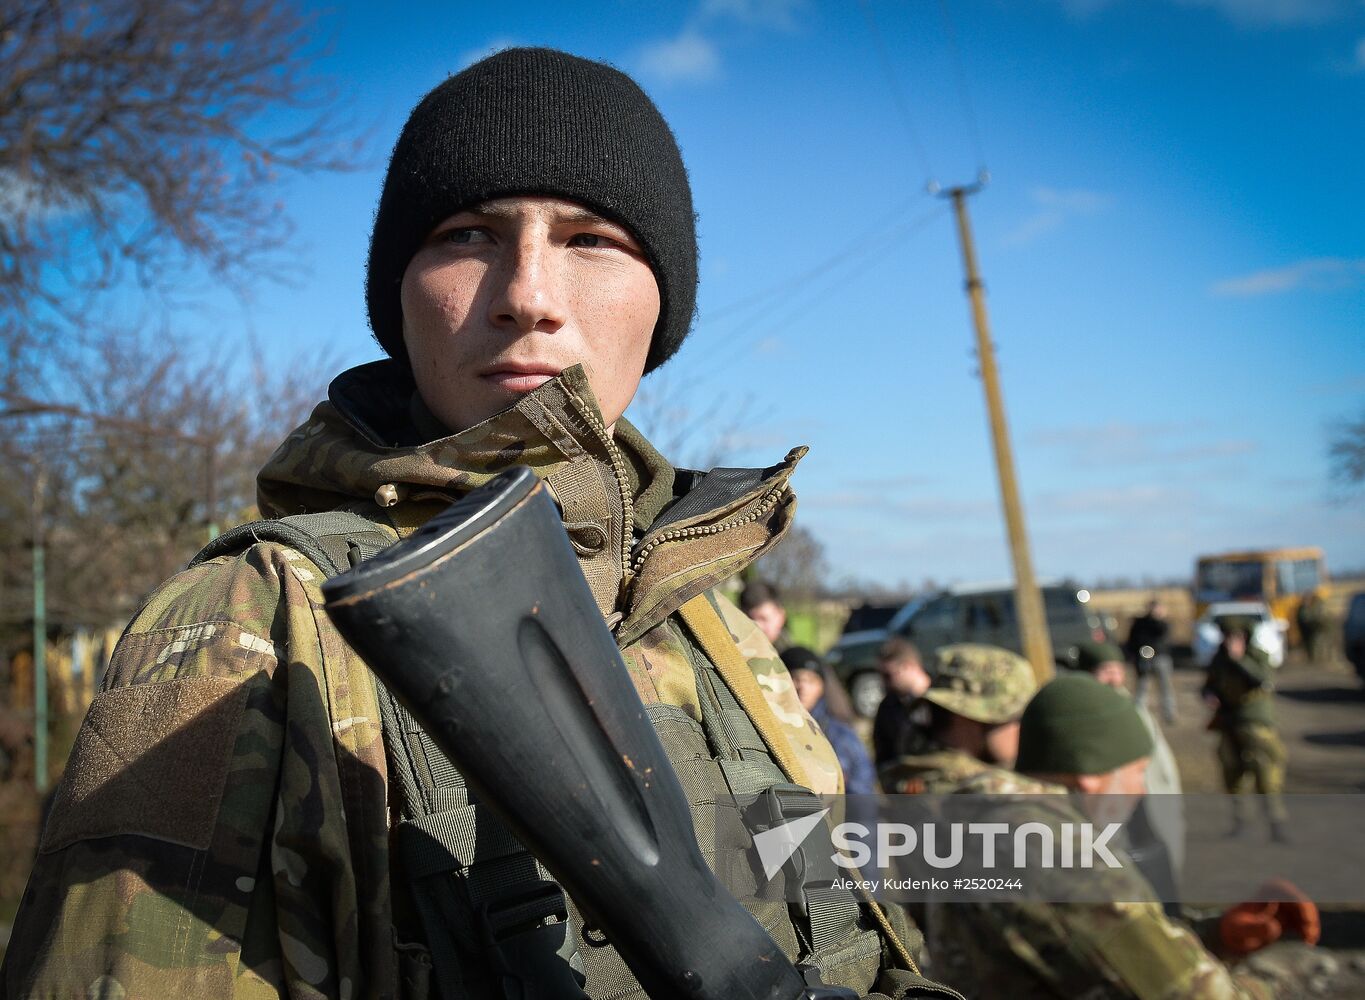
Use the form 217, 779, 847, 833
171, 0, 1365, 587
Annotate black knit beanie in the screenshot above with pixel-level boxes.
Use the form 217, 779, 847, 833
366, 47, 697, 374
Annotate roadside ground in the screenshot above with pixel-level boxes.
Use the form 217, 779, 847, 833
1157, 658, 1365, 999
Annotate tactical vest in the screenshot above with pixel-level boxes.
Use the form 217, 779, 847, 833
196, 512, 914, 1000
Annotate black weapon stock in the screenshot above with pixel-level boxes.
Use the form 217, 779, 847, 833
322, 466, 853, 1000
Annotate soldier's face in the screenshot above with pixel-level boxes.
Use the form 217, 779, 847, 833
984, 719, 1020, 767
401, 196, 660, 433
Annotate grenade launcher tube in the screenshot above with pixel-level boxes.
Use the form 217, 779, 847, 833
321, 466, 837, 1000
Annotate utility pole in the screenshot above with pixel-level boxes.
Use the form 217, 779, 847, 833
939, 181, 1055, 683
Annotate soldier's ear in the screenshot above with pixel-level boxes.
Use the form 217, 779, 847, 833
1074, 772, 1106, 795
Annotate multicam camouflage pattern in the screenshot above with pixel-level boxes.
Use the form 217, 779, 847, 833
924, 768, 1275, 999
1217, 725, 1287, 821
1204, 646, 1286, 821
919, 643, 1038, 725
0, 362, 864, 999
877, 745, 994, 796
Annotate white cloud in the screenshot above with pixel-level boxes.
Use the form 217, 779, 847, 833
1057, 0, 1350, 26
1031, 421, 1258, 469
1171, 0, 1346, 27
635, 30, 722, 84
1211, 257, 1365, 296
1000, 186, 1112, 247
457, 37, 519, 70
700, 0, 807, 30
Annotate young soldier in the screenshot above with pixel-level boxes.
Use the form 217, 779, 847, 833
925, 675, 1274, 999
876, 643, 1035, 793
2, 50, 954, 999
1204, 617, 1289, 842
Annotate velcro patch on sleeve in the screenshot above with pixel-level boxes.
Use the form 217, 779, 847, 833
40, 676, 249, 854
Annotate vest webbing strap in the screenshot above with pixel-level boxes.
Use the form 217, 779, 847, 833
678, 593, 812, 788
676, 592, 920, 976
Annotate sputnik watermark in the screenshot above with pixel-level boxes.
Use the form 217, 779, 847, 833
753, 814, 1124, 878
832, 821, 1123, 870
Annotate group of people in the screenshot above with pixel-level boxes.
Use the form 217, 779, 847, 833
0, 45, 1298, 1000
741, 580, 1290, 998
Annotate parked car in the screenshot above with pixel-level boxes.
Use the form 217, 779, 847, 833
841, 602, 902, 636
1190, 601, 1286, 669
826, 582, 1104, 718
1344, 591, 1365, 682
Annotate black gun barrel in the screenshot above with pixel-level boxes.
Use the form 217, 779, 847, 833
322, 466, 840, 1000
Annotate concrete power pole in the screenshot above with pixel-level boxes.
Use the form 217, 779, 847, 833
941, 183, 1055, 683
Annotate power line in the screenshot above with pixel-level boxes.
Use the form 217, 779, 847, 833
937, 0, 989, 175
698, 196, 932, 326
856, 0, 936, 184
701, 203, 948, 371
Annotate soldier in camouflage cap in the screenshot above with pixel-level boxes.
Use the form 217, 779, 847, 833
921, 675, 1275, 999
2, 48, 955, 1000
921, 642, 1036, 725
879, 643, 1036, 793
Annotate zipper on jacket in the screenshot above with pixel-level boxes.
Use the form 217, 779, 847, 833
630, 479, 790, 576
567, 392, 636, 585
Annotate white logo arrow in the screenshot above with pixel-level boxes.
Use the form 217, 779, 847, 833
752, 808, 832, 882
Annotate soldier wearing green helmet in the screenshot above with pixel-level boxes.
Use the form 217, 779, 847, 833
923, 675, 1274, 999
876, 643, 1036, 794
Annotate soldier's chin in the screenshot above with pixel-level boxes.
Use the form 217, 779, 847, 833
1080, 792, 1141, 827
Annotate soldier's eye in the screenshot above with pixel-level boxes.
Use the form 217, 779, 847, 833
440, 227, 491, 245
569, 233, 618, 248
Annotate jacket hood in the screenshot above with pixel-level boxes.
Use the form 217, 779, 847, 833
258, 360, 806, 644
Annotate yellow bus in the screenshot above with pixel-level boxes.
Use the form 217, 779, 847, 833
1194, 547, 1327, 637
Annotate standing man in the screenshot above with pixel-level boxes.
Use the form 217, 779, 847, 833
1126, 597, 1177, 723
926, 675, 1274, 999
3, 49, 953, 999
740, 579, 792, 652
871, 636, 935, 771
1296, 590, 1332, 665
1204, 618, 1289, 842
1074, 639, 1185, 908
875, 643, 1035, 794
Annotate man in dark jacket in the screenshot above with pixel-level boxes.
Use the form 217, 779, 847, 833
1126, 597, 1177, 723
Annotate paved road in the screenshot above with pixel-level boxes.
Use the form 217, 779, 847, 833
1154, 661, 1365, 999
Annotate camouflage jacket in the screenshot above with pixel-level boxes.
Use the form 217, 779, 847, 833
2, 362, 862, 999
925, 768, 1274, 1000
1204, 648, 1276, 728
877, 744, 992, 795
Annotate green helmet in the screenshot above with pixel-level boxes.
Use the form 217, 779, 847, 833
921, 643, 1038, 725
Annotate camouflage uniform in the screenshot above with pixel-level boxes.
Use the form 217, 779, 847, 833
924, 768, 1275, 999
877, 644, 1035, 795
1203, 645, 1287, 823
3, 364, 950, 998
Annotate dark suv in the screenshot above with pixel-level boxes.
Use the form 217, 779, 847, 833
826, 583, 1105, 717
1345, 591, 1365, 682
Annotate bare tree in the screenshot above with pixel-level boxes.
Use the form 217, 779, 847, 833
751, 524, 829, 604
0, 332, 329, 648
1329, 406, 1365, 493
0, 0, 359, 385
627, 370, 769, 470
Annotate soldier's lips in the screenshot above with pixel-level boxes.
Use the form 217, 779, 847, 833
480, 369, 561, 392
